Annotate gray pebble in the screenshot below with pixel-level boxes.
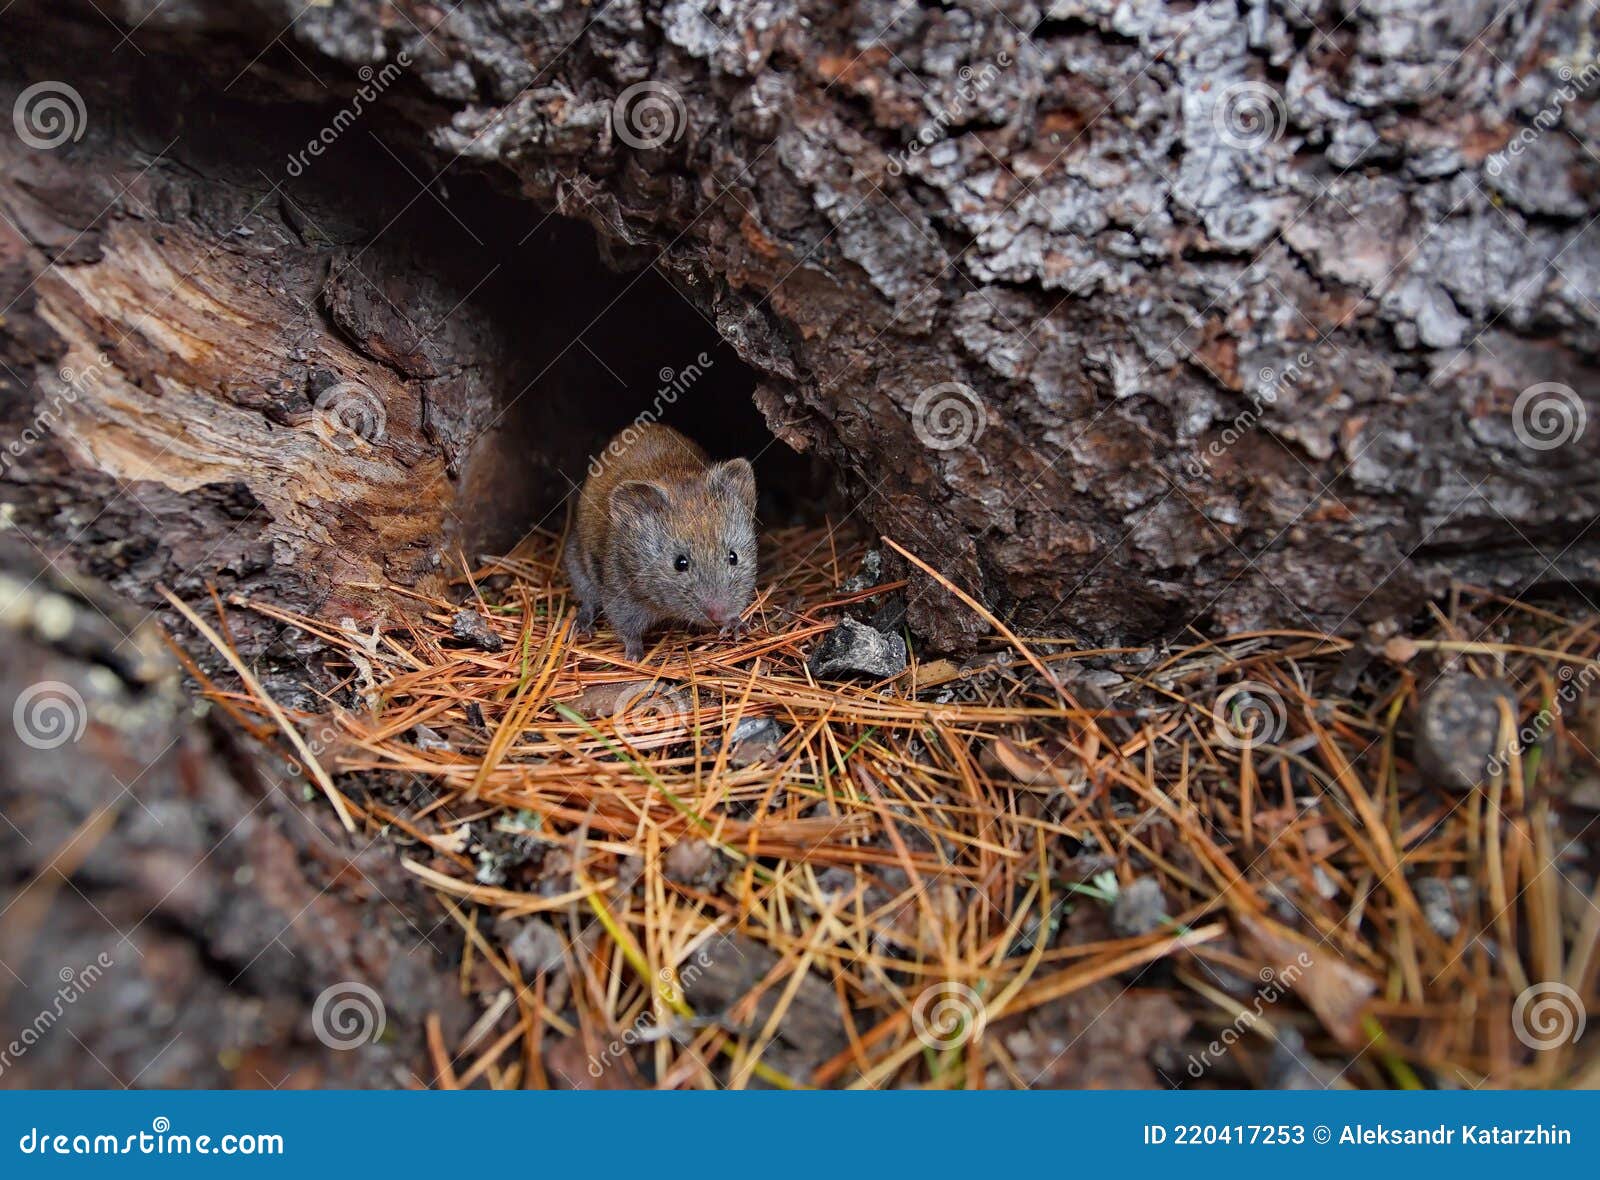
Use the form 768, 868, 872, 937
1413, 877, 1460, 940
808, 617, 907, 680
450, 608, 505, 652
1110, 876, 1170, 939
1415, 674, 1518, 792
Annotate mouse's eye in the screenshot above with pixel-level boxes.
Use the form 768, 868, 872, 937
673, 554, 690, 573
727, 549, 739, 567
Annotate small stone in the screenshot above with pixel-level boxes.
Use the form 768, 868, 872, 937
615, 854, 646, 891
1415, 674, 1518, 792
840, 549, 883, 594
1079, 669, 1125, 691
475, 846, 507, 886
662, 838, 726, 889
500, 917, 565, 976
1414, 877, 1460, 940
574, 679, 653, 718
412, 723, 451, 752
813, 866, 857, 901
807, 617, 907, 680
1312, 866, 1338, 900
1264, 1028, 1341, 1089
450, 608, 504, 652
709, 715, 784, 767
1109, 876, 1169, 939
1260, 876, 1299, 920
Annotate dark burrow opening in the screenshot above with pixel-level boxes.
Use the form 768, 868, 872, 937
454, 210, 837, 558
30, 23, 837, 562
258, 106, 838, 557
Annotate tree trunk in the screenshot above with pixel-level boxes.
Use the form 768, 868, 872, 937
0, 538, 470, 1087
2, 0, 1597, 654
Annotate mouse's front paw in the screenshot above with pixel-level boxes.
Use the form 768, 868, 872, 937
573, 602, 598, 638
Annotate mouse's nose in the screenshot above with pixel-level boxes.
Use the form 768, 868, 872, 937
705, 603, 728, 625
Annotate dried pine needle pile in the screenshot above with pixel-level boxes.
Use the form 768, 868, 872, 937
174, 524, 1600, 1089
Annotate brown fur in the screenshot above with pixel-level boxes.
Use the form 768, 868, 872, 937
566, 423, 757, 659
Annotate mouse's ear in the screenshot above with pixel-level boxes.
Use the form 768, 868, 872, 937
707, 458, 756, 513
611, 480, 670, 518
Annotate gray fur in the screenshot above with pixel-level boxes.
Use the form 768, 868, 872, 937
566, 433, 757, 660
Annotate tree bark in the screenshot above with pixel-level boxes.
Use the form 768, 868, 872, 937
2, 0, 1597, 648
0, 539, 469, 1088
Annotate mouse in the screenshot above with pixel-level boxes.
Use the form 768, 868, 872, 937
565, 422, 758, 660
